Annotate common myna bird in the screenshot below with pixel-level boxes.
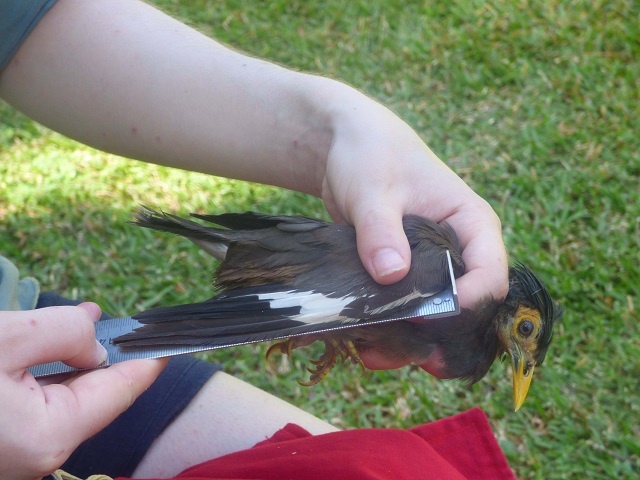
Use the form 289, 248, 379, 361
115, 208, 562, 410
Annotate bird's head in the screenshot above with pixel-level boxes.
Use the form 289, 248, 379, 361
496, 263, 563, 411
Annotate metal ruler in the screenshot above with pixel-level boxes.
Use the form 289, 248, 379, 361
29, 251, 459, 378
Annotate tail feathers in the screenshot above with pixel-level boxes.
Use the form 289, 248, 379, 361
132, 207, 232, 245
192, 212, 323, 231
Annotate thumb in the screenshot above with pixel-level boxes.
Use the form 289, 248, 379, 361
353, 208, 411, 285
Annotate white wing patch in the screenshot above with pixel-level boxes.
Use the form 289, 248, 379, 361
256, 290, 357, 325
248, 288, 441, 327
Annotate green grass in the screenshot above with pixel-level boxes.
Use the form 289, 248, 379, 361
1, 1, 639, 478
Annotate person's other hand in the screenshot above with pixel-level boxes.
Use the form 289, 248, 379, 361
0, 303, 167, 479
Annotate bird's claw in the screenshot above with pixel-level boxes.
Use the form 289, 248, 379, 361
301, 339, 363, 385
265, 339, 294, 361
343, 340, 364, 369
266, 337, 364, 385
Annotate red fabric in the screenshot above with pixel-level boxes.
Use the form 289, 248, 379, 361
121, 408, 516, 480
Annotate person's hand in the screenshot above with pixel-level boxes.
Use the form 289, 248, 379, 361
311, 82, 509, 371
0, 303, 166, 480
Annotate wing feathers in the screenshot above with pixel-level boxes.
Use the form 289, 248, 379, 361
115, 289, 353, 348
118, 210, 465, 351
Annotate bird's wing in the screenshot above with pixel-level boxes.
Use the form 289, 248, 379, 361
119, 212, 465, 349
115, 285, 374, 348
212, 219, 357, 289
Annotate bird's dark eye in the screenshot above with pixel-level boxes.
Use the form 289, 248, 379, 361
518, 320, 535, 338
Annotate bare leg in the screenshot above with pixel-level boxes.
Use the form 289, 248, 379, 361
132, 371, 338, 478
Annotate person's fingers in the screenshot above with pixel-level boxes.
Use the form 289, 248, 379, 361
456, 267, 508, 309
77, 301, 103, 323
323, 171, 411, 285
10, 358, 169, 472
444, 202, 509, 308
1, 305, 107, 371
0, 305, 166, 475
42, 358, 168, 445
352, 206, 411, 285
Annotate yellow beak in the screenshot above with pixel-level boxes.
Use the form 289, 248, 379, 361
512, 350, 534, 412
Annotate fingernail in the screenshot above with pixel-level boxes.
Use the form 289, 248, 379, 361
372, 248, 407, 278
95, 340, 108, 365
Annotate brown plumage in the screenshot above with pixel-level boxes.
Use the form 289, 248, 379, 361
115, 208, 562, 410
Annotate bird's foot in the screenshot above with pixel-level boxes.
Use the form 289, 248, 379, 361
299, 339, 364, 386
300, 340, 339, 385
266, 337, 364, 385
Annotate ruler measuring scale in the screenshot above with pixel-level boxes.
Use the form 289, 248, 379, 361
29, 251, 460, 378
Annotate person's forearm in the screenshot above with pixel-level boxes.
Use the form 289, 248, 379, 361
0, 0, 338, 196
0, 0, 510, 306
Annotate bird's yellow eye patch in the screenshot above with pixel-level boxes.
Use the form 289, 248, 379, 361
512, 306, 542, 347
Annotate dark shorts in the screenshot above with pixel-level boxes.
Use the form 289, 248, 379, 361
38, 292, 222, 478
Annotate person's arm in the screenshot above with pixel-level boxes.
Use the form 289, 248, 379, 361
0, 304, 166, 479
0, 0, 508, 360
